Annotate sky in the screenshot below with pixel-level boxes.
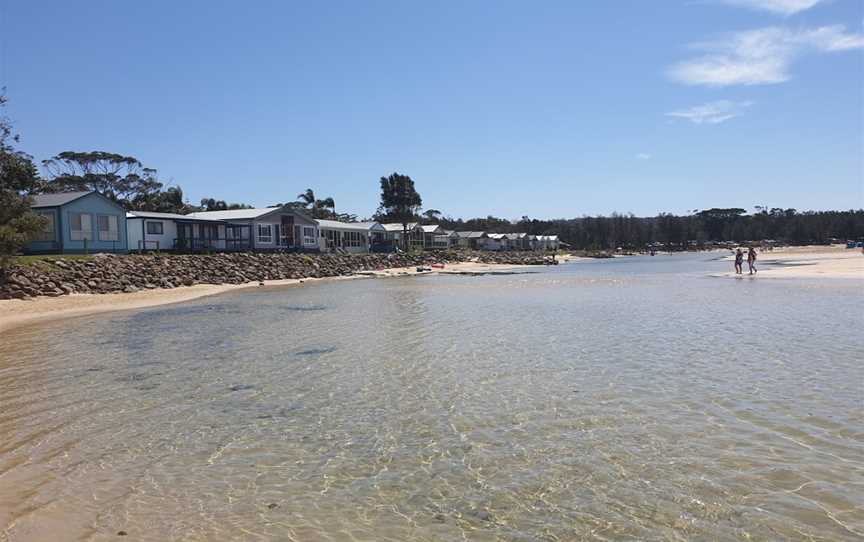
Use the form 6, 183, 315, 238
2, 0, 862, 219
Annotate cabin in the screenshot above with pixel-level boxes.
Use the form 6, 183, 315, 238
507, 232, 529, 250
454, 231, 488, 250
26, 191, 128, 254
416, 224, 449, 250
317, 220, 386, 253
534, 235, 560, 251
126, 211, 249, 252
186, 207, 319, 252
381, 223, 417, 250
486, 233, 509, 251
443, 230, 459, 248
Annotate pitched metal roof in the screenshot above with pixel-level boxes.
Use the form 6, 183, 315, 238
455, 231, 486, 238
126, 211, 224, 222
31, 191, 93, 208
317, 219, 383, 231
381, 222, 417, 232
419, 224, 443, 233
186, 208, 276, 220
187, 207, 315, 223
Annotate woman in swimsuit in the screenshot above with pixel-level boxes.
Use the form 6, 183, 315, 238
734, 248, 744, 274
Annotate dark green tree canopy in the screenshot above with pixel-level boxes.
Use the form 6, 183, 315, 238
199, 198, 253, 211
376, 173, 422, 250
377, 173, 422, 224
130, 186, 193, 214
0, 94, 47, 272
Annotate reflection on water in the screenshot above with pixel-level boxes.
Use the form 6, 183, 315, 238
1, 254, 863, 541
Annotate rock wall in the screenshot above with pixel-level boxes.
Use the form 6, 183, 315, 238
0, 251, 557, 299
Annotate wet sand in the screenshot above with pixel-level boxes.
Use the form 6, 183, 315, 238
713, 245, 863, 280
0, 261, 536, 334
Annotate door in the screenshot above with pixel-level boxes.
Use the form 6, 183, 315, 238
282, 215, 295, 247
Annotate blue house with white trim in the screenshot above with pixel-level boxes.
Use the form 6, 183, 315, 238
26, 191, 128, 254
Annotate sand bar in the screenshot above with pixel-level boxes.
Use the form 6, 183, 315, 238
712, 245, 863, 280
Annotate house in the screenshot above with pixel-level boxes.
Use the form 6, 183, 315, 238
416, 224, 449, 250
454, 231, 488, 250
26, 191, 128, 254
381, 222, 415, 246
443, 230, 460, 248
186, 207, 320, 252
534, 235, 560, 251
486, 233, 509, 251
126, 211, 249, 252
506, 232, 529, 251
317, 220, 386, 253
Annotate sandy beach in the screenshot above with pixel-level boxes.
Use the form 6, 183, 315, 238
0, 261, 538, 334
712, 245, 863, 280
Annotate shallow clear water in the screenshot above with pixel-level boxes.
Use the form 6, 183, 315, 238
1, 254, 863, 541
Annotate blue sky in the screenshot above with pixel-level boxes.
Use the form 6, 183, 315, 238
2, 0, 862, 219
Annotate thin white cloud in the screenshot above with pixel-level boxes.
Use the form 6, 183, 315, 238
668, 25, 864, 86
718, 0, 824, 15
636, 153, 652, 160
666, 100, 753, 124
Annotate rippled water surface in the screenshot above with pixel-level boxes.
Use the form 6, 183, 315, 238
2, 254, 863, 541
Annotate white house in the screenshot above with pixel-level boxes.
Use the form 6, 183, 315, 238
485, 233, 509, 251
506, 232, 529, 250
416, 224, 449, 250
187, 207, 319, 251
454, 231, 487, 250
317, 219, 386, 253
126, 211, 247, 251
533, 235, 560, 251
381, 222, 417, 248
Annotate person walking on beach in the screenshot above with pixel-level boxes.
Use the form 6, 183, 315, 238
734, 248, 744, 274
748, 247, 758, 275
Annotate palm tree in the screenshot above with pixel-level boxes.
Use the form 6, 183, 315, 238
297, 188, 336, 218
423, 209, 442, 223
297, 189, 315, 207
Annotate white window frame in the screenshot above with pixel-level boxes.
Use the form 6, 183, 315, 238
35, 211, 56, 241
146, 221, 164, 235
97, 214, 119, 241
70, 212, 93, 241
302, 226, 316, 246
257, 224, 273, 243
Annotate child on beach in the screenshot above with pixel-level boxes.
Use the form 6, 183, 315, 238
748, 247, 757, 274
734, 249, 744, 274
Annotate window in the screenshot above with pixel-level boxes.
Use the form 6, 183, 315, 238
146, 221, 164, 235
70, 213, 92, 240
303, 226, 316, 245
257, 224, 273, 243
35, 212, 56, 241
97, 215, 119, 241
342, 230, 366, 248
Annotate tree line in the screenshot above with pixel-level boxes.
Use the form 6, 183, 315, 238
428, 208, 864, 250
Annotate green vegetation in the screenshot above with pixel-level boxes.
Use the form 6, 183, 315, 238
0, 94, 47, 275
296, 188, 337, 219
431, 208, 864, 250
376, 173, 422, 250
